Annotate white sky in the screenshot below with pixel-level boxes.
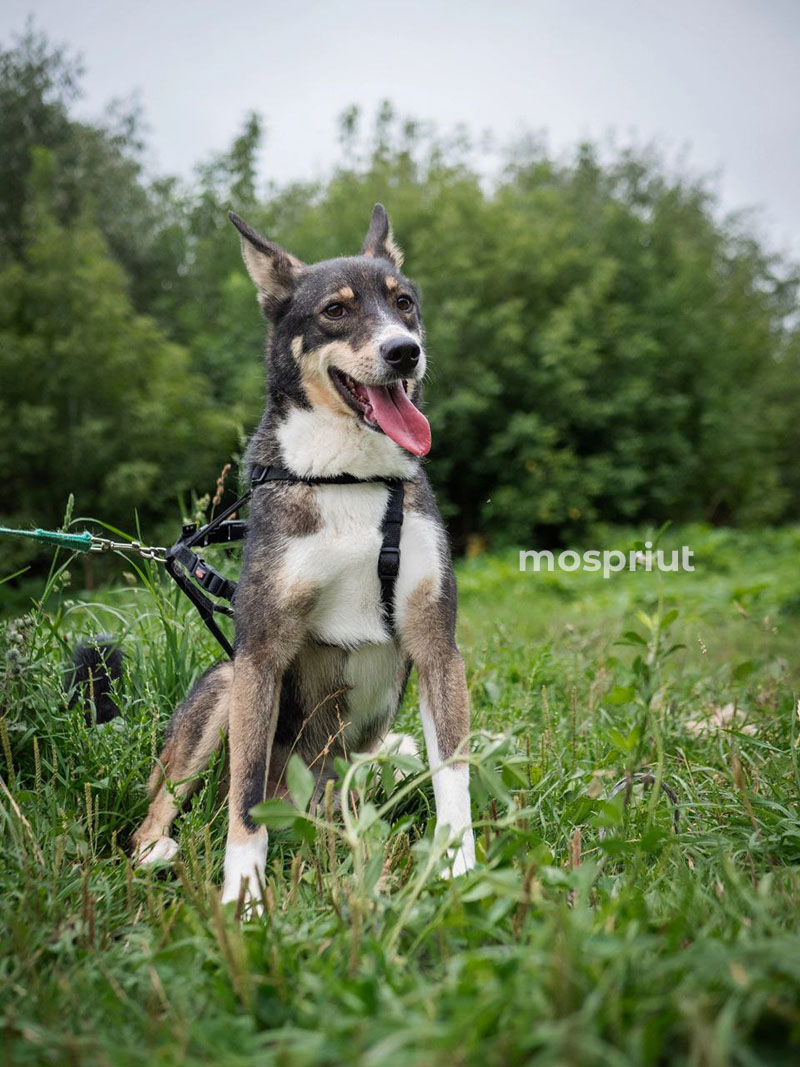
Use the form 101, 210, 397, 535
3, 0, 800, 256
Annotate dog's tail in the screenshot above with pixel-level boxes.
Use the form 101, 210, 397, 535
68, 635, 124, 725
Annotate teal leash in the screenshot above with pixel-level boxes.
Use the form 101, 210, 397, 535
0, 525, 166, 560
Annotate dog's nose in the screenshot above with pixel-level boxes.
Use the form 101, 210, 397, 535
380, 337, 420, 376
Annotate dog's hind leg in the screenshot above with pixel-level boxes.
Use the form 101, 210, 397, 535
132, 660, 232, 866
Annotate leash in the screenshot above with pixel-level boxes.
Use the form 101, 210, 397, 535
0, 525, 167, 560
1, 467, 407, 657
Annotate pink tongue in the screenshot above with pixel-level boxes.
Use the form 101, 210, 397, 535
364, 382, 431, 456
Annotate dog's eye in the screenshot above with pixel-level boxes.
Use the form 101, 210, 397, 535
323, 302, 347, 319
396, 295, 414, 312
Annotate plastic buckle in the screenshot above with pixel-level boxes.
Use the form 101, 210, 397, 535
194, 568, 226, 598
251, 465, 275, 486
378, 547, 400, 579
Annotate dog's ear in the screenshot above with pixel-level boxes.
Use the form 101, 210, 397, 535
229, 212, 306, 318
361, 203, 404, 270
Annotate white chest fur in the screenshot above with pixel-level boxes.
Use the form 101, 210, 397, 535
276, 407, 417, 481
281, 484, 443, 647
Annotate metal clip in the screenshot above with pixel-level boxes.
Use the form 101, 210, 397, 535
88, 536, 166, 561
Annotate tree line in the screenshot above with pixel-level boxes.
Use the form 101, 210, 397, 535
2, 27, 799, 579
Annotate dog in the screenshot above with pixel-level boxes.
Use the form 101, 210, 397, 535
132, 204, 475, 905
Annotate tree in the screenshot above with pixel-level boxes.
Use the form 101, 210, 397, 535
2, 29, 799, 569
0, 151, 236, 572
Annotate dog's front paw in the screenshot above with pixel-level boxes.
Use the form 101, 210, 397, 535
221, 838, 268, 914
220, 878, 264, 917
440, 830, 476, 880
133, 835, 179, 867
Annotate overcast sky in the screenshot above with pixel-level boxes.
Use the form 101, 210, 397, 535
3, 0, 800, 255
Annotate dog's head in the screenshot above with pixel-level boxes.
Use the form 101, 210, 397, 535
230, 205, 431, 457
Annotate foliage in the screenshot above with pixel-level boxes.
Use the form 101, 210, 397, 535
1, 29, 800, 567
0, 164, 237, 575
1, 526, 799, 1064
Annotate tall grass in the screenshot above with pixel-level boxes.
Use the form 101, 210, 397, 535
1, 525, 799, 1065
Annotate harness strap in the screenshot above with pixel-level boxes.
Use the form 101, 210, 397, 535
164, 554, 235, 658
187, 519, 248, 547
164, 490, 253, 655
169, 543, 238, 601
251, 464, 393, 487
378, 482, 404, 635
166, 464, 408, 656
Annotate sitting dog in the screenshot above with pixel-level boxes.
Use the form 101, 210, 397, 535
132, 205, 475, 904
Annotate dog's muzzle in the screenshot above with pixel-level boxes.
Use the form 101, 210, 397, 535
380, 336, 421, 377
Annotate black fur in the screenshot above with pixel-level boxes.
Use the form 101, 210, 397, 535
68, 636, 123, 725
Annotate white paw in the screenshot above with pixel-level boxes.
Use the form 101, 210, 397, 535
134, 836, 179, 866
220, 873, 263, 905
380, 731, 421, 782
440, 830, 476, 879
220, 879, 264, 916
221, 838, 268, 912
381, 732, 420, 759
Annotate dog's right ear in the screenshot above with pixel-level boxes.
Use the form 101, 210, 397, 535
361, 203, 404, 269
229, 212, 306, 318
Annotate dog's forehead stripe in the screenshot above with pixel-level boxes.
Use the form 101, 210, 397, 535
285, 257, 420, 341
303, 256, 408, 292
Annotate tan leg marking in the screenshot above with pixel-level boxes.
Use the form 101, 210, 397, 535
402, 578, 469, 761
133, 662, 232, 865
222, 584, 315, 904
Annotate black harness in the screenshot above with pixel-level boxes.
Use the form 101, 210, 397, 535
164, 464, 405, 658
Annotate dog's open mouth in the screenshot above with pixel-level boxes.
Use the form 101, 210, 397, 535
329, 368, 431, 456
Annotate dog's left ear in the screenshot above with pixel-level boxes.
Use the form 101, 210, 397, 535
361, 203, 404, 270
229, 211, 306, 319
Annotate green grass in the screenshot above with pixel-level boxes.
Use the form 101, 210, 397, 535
2, 524, 800, 1065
